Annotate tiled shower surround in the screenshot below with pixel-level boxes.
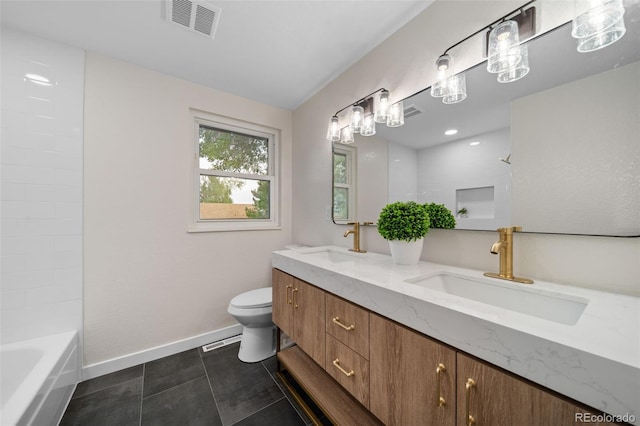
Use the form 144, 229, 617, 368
1, 28, 84, 344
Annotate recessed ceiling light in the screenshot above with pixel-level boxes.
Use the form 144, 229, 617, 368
469, 141, 480, 146
444, 129, 458, 136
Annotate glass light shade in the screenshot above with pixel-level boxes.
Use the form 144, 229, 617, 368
431, 79, 447, 98
361, 115, 376, 136
442, 73, 467, 104
326, 115, 340, 142
387, 101, 404, 127
350, 105, 364, 134
340, 126, 354, 144
431, 55, 452, 98
497, 44, 530, 83
487, 20, 522, 74
572, 0, 625, 39
374, 90, 390, 123
576, 15, 626, 52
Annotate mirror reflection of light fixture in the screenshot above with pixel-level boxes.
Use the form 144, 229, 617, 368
572, 0, 626, 52
497, 43, 530, 83
361, 114, 376, 136
326, 88, 404, 143
387, 101, 405, 127
340, 126, 355, 144
442, 73, 467, 104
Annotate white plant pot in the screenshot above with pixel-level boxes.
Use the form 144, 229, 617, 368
388, 238, 424, 265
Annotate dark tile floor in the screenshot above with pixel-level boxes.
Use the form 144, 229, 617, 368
60, 342, 321, 426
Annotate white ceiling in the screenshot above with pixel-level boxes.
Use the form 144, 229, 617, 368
0, 0, 430, 110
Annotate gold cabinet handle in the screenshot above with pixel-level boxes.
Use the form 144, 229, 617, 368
285, 284, 293, 305
465, 378, 476, 426
292, 288, 298, 309
332, 358, 355, 377
332, 316, 355, 331
436, 363, 446, 407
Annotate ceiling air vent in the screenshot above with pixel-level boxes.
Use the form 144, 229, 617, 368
165, 0, 221, 39
404, 104, 422, 119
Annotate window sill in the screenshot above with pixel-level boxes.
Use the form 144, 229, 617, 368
187, 222, 282, 233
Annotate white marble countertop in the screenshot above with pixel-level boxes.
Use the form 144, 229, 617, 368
272, 245, 640, 424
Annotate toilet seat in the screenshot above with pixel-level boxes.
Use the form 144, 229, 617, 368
229, 287, 272, 309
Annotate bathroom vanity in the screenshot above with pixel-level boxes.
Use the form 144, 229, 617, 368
272, 246, 638, 425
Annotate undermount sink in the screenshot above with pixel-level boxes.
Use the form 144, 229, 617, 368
298, 247, 366, 263
406, 273, 589, 325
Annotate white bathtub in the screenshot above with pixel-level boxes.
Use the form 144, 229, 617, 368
1, 331, 79, 426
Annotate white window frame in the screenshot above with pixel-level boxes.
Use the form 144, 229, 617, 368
332, 144, 357, 224
188, 110, 280, 232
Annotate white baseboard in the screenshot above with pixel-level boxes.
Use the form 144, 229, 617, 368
81, 323, 243, 380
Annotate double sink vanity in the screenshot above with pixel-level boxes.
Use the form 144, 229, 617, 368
272, 246, 639, 425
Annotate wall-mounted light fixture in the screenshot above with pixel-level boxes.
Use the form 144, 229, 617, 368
326, 88, 405, 143
572, 0, 626, 52
431, 0, 536, 104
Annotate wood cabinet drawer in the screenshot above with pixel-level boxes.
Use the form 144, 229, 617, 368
325, 334, 370, 408
325, 293, 370, 359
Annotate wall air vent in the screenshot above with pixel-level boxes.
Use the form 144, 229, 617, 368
165, 0, 221, 39
404, 104, 422, 119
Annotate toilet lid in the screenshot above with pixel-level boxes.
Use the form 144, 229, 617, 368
230, 287, 272, 309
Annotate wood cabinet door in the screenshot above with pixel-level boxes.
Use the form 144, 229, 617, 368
456, 353, 618, 426
370, 313, 456, 426
272, 269, 294, 338
292, 278, 326, 366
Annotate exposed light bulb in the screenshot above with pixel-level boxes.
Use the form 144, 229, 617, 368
374, 90, 390, 123
351, 105, 364, 134
326, 116, 340, 142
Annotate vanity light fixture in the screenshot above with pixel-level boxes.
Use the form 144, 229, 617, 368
350, 104, 365, 134
326, 88, 405, 143
487, 20, 522, 74
374, 89, 390, 123
431, 54, 467, 104
572, 0, 626, 52
326, 115, 340, 142
429, 0, 536, 104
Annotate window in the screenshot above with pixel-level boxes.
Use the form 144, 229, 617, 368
332, 145, 356, 223
189, 111, 279, 232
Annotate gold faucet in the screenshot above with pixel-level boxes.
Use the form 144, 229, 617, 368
344, 222, 373, 253
484, 226, 533, 284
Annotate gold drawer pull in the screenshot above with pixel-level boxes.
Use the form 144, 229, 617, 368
292, 288, 298, 309
332, 316, 355, 331
436, 363, 446, 407
332, 358, 355, 377
465, 378, 476, 426
285, 285, 293, 304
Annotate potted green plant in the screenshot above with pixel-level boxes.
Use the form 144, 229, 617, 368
377, 201, 430, 265
424, 203, 456, 229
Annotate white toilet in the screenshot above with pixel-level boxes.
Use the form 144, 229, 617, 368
227, 287, 275, 363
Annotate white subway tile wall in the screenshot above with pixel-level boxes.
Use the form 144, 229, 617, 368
1, 29, 84, 344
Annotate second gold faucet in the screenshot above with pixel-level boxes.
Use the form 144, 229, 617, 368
484, 226, 533, 284
344, 222, 373, 253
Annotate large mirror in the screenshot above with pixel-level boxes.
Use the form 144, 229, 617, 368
333, 8, 639, 236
